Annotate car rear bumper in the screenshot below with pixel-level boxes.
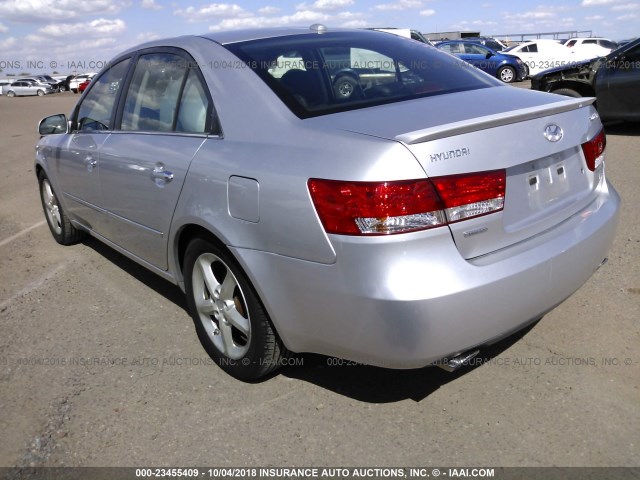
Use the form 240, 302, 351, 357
232, 178, 620, 369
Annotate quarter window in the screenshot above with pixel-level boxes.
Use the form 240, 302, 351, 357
76, 59, 130, 131
176, 69, 210, 133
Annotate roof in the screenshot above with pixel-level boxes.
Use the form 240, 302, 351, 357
202, 25, 343, 45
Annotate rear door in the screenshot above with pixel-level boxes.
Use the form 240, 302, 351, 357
97, 50, 214, 270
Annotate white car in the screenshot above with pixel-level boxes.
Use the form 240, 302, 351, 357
0, 79, 10, 95
564, 37, 618, 58
372, 28, 434, 46
69, 73, 97, 93
503, 39, 595, 77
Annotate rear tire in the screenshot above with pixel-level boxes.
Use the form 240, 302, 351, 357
38, 171, 85, 245
551, 88, 582, 98
183, 237, 286, 381
7, 91, 15, 98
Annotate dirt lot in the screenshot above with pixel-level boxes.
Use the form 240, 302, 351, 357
0, 91, 638, 471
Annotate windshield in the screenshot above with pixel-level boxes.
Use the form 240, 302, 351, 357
225, 31, 500, 118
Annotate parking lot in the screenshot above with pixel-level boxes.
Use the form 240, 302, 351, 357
0, 90, 638, 470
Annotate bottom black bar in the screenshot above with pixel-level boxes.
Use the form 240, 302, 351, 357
1, 467, 639, 480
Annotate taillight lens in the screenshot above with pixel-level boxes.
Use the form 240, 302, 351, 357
581, 128, 606, 171
308, 179, 446, 235
431, 170, 505, 223
308, 170, 505, 236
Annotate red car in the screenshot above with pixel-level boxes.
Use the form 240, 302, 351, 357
78, 79, 91, 93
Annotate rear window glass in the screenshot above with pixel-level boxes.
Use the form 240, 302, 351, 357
225, 31, 499, 118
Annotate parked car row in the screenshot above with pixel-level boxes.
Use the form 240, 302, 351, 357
435, 40, 526, 83
433, 36, 619, 81
0, 73, 96, 97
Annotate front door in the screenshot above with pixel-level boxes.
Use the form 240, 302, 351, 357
55, 59, 131, 231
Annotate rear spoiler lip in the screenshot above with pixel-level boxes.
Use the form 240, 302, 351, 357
396, 97, 596, 145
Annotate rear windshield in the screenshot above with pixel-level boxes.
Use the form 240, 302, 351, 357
224, 31, 500, 118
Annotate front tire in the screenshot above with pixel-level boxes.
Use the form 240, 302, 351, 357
7, 91, 15, 97
334, 75, 358, 99
183, 238, 286, 381
498, 66, 516, 83
37, 89, 45, 96
38, 171, 85, 245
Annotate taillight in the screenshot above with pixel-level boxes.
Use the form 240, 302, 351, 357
308, 169, 505, 236
581, 128, 606, 171
431, 170, 505, 223
308, 179, 445, 235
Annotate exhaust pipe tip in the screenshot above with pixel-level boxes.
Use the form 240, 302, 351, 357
433, 349, 480, 373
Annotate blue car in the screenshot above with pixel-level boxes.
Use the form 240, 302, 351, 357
436, 40, 526, 83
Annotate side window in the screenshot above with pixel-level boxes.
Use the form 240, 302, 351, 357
176, 69, 210, 134
584, 39, 597, 45
441, 43, 462, 54
527, 44, 538, 53
617, 45, 640, 65
122, 53, 188, 132
566, 40, 576, 48
76, 59, 130, 132
267, 51, 306, 79
623, 45, 640, 63
465, 44, 486, 55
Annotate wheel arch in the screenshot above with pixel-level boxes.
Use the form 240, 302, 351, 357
175, 223, 230, 280
333, 68, 360, 81
35, 163, 45, 180
550, 81, 594, 97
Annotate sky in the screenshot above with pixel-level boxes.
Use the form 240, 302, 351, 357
0, 0, 637, 75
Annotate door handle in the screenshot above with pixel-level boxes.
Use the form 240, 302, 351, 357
84, 155, 97, 171
151, 165, 174, 183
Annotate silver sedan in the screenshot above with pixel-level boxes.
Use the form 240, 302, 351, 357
35, 26, 620, 380
6, 80, 52, 97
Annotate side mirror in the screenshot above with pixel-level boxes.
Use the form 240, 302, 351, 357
485, 52, 494, 59
38, 114, 68, 135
